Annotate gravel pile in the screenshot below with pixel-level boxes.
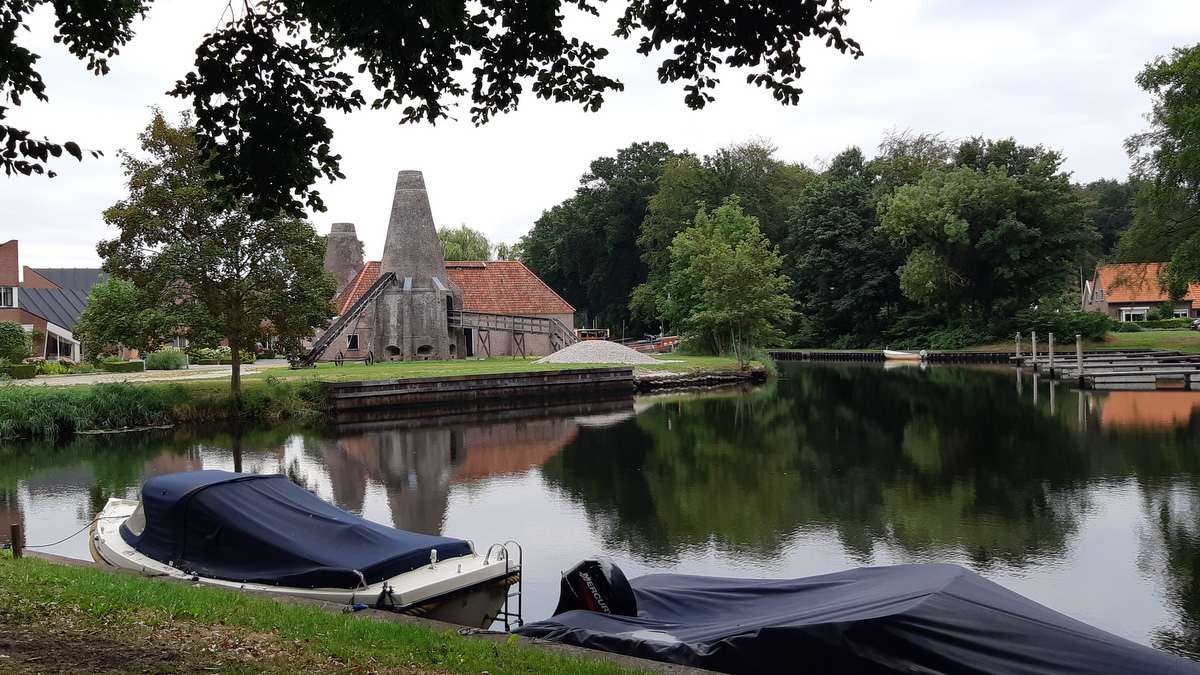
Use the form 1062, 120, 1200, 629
536, 340, 663, 365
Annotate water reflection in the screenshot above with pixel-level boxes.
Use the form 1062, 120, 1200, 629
3, 367, 1200, 660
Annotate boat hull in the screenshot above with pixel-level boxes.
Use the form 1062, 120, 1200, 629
91, 498, 518, 629
883, 349, 922, 361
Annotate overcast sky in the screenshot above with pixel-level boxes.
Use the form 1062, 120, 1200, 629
4, 0, 1199, 269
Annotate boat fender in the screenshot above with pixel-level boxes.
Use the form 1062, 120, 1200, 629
552, 559, 637, 617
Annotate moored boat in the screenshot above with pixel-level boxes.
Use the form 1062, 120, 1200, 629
883, 348, 924, 361
91, 470, 520, 629
516, 559, 1199, 674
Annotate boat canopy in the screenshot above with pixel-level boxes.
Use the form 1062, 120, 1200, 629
121, 470, 472, 588
516, 563, 1197, 674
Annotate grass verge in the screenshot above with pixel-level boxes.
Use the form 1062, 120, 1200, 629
0, 557, 637, 674
0, 355, 748, 441
968, 329, 1200, 353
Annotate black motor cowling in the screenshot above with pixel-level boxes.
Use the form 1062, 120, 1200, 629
552, 559, 638, 617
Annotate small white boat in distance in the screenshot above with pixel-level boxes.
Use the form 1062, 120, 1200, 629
91, 470, 520, 629
883, 349, 924, 361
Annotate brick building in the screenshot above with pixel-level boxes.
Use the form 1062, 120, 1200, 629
1083, 262, 1200, 321
0, 240, 103, 361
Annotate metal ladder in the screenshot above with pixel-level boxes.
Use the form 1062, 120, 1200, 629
292, 272, 395, 368
485, 541, 523, 630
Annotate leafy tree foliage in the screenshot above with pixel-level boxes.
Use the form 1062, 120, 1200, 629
632, 140, 812, 326
96, 111, 336, 396
2, 1, 863, 215
0, 321, 32, 362
74, 277, 200, 358
1077, 179, 1139, 256
494, 241, 524, 262
438, 224, 491, 261
656, 198, 793, 357
522, 141, 682, 331
1125, 43, 1200, 285
783, 148, 904, 347
879, 146, 1095, 323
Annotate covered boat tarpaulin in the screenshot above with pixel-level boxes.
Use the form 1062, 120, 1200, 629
516, 563, 1199, 674
121, 470, 472, 588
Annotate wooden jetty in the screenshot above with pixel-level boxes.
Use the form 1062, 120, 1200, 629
1014, 349, 1200, 390
769, 350, 1013, 364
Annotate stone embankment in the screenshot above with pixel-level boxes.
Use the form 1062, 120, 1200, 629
634, 365, 767, 392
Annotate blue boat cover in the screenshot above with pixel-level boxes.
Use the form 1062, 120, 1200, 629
516, 563, 1199, 674
121, 470, 472, 588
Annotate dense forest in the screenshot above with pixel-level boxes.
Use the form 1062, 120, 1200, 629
452, 42, 1198, 353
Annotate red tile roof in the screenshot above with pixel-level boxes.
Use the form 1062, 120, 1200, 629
335, 261, 574, 315
1096, 262, 1200, 307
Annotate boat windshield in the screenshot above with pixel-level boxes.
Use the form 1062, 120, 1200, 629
125, 502, 147, 536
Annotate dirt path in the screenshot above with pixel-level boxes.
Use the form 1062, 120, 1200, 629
7, 361, 288, 387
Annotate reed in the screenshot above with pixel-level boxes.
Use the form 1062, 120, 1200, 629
0, 379, 327, 441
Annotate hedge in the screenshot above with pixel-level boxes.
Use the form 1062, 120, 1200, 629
6, 364, 36, 379
1136, 318, 1191, 329
99, 360, 146, 373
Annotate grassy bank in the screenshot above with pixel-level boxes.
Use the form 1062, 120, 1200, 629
0, 556, 635, 674
969, 329, 1200, 353
0, 355, 749, 441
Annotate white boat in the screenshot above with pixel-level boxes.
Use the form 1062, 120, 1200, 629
91, 470, 520, 629
883, 349, 925, 361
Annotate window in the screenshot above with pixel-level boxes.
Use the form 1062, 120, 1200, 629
0, 287, 13, 307
346, 334, 359, 350
1173, 308, 1189, 318
1121, 307, 1149, 322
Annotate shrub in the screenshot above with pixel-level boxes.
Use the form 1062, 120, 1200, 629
7, 364, 36, 379
145, 348, 188, 370
38, 361, 70, 376
99, 360, 146, 373
1139, 318, 1190, 330
1111, 322, 1144, 333
0, 321, 31, 362
1013, 307, 1111, 340
1153, 304, 1177, 321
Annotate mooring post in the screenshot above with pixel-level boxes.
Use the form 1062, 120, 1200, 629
1076, 334, 1085, 385
1031, 331, 1038, 371
1015, 332, 1022, 364
9, 523, 21, 560
1048, 333, 1055, 377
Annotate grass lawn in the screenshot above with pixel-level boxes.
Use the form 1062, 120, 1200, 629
971, 329, 1200, 354
250, 353, 746, 384
0, 556, 639, 674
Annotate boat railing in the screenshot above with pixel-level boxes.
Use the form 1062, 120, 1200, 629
484, 540, 523, 630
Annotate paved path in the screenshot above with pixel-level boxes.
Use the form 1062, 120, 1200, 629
8, 360, 288, 387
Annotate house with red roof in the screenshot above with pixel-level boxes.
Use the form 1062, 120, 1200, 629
0, 239, 100, 361
1083, 262, 1200, 321
329, 258, 575, 359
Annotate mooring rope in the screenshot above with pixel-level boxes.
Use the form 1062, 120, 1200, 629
21, 515, 125, 549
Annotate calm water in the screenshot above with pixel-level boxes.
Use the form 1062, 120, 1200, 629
3, 363, 1199, 660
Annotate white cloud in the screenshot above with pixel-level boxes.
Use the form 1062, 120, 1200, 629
2, 0, 1197, 268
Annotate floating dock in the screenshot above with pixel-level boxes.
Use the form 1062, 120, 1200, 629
1013, 350, 1200, 390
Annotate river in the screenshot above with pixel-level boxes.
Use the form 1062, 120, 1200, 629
3, 363, 1198, 661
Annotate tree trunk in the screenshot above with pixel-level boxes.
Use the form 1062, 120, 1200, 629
229, 333, 242, 402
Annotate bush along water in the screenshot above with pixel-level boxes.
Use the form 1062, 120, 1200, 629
0, 378, 328, 441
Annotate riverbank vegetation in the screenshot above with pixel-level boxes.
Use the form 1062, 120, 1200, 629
520, 42, 1200, 352
0, 557, 635, 674
0, 355, 746, 440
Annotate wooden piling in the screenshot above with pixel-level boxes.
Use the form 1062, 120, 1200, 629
1076, 334, 1084, 384
1048, 333, 1055, 376
9, 523, 21, 559
1015, 332, 1021, 361
1031, 331, 1038, 370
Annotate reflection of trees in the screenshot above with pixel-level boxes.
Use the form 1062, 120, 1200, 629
543, 367, 1094, 565
1142, 481, 1200, 660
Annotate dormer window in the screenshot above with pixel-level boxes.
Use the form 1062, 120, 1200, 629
0, 287, 14, 308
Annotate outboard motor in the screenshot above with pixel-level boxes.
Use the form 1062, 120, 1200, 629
552, 559, 637, 617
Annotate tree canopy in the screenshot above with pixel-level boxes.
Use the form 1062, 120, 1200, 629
655, 197, 793, 357
74, 277, 202, 358
2, 0, 864, 216
439, 224, 492, 261
96, 111, 336, 395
